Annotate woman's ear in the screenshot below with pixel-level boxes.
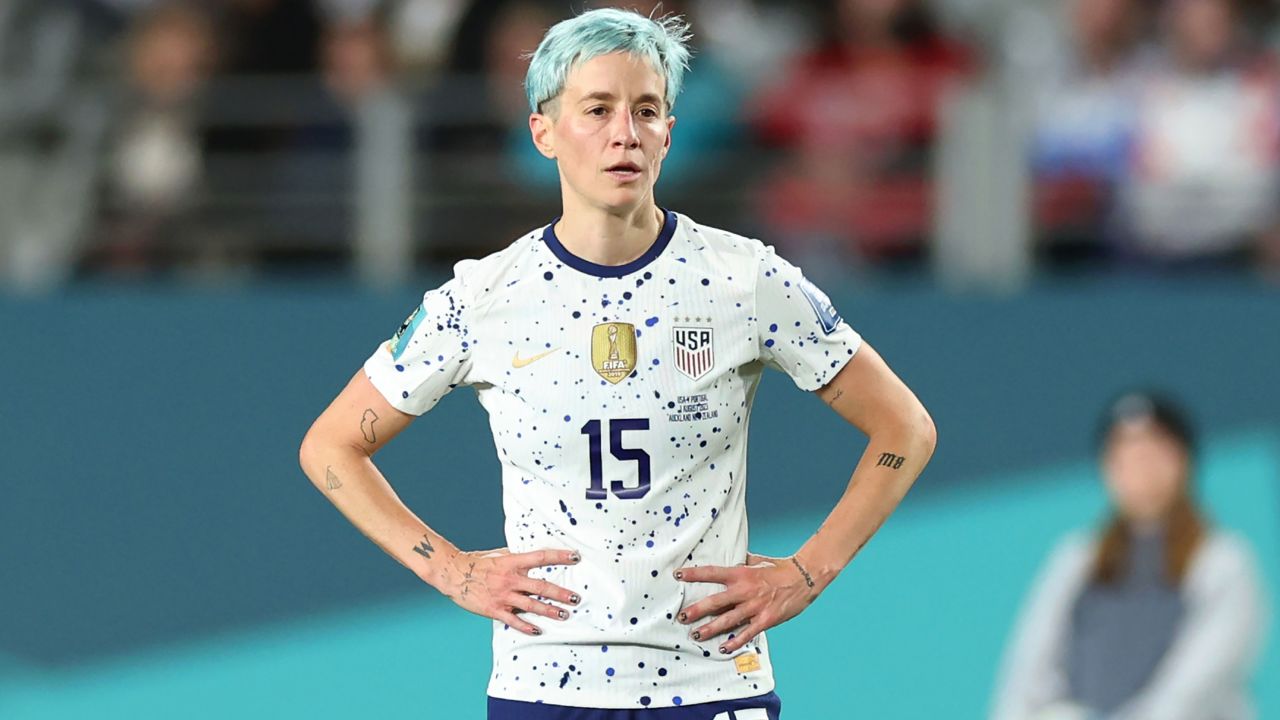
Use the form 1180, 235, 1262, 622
530, 113, 557, 159
660, 114, 676, 159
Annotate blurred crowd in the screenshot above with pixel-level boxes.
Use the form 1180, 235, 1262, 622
2, 0, 1280, 282
1027, 0, 1280, 273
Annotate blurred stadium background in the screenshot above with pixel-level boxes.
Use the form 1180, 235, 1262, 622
1, 0, 1277, 717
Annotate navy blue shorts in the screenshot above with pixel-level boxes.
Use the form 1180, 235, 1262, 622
488, 691, 782, 720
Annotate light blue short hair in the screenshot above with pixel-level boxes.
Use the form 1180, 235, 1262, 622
524, 7, 692, 115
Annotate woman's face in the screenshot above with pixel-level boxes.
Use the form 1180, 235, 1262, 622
1102, 419, 1189, 524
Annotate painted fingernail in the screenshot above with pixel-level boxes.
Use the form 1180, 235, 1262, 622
569, 593, 581, 605
719, 646, 728, 655
558, 609, 569, 620
531, 627, 542, 636
570, 552, 581, 563
674, 570, 683, 580
691, 630, 701, 640
677, 612, 687, 623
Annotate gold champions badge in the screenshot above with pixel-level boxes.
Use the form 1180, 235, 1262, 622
591, 322, 637, 384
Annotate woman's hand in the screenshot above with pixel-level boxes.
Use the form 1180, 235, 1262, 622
438, 547, 582, 636
675, 552, 819, 654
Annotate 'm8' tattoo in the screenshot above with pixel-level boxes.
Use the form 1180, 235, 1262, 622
876, 452, 906, 470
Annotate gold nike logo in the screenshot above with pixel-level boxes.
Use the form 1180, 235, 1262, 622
512, 347, 561, 368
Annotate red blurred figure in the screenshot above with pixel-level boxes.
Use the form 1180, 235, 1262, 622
751, 0, 975, 264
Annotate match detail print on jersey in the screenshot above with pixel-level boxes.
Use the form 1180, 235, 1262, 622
591, 322, 637, 384
673, 325, 714, 380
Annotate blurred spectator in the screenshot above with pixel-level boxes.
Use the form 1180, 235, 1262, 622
384, 0, 469, 76
1030, 0, 1145, 265
991, 392, 1268, 720
1121, 0, 1280, 266
89, 2, 215, 271
322, 15, 396, 106
421, 0, 560, 256
218, 0, 323, 76
750, 0, 975, 266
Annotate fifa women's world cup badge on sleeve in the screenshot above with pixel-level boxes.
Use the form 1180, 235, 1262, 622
798, 277, 842, 335
388, 303, 425, 359
591, 322, 637, 384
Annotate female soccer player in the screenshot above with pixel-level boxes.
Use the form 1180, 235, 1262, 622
300, 8, 936, 718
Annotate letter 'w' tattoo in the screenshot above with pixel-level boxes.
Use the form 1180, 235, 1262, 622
412, 534, 435, 560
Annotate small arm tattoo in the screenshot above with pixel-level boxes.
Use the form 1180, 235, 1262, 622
876, 452, 905, 469
460, 562, 478, 597
360, 408, 379, 444
412, 534, 435, 560
825, 388, 844, 407
791, 556, 816, 589
324, 465, 342, 491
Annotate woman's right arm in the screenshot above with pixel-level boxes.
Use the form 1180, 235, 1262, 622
299, 371, 581, 635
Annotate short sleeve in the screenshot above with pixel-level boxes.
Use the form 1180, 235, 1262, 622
363, 277, 473, 415
754, 246, 862, 391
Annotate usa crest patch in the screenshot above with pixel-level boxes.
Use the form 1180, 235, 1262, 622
673, 326, 714, 380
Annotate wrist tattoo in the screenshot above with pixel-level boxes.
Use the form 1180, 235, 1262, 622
324, 465, 342, 491
791, 556, 816, 589
876, 452, 906, 470
412, 534, 435, 560
360, 408, 380, 444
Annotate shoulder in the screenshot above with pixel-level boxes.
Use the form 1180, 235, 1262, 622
438, 225, 554, 311
673, 212, 765, 262
1044, 530, 1097, 577
671, 212, 784, 281
1188, 531, 1262, 591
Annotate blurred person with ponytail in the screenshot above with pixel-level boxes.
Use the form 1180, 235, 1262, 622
991, 392, 1267, 720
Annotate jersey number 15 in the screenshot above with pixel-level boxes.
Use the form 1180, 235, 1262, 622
581, 419, 651, 500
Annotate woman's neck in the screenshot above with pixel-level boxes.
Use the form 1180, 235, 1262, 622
554, 199, 663, 267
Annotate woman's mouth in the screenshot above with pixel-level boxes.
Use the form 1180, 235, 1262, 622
605, 163, 642, 182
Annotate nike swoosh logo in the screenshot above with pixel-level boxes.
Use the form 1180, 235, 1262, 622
512, 347, 561, 368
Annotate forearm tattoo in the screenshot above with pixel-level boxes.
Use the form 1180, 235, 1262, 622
460, 561, 478, 597
412, 534, 435, 560
791, 556, 816, 589
324, 465, 342, 491
876, 452, 906, 470
360, 408, 380, 444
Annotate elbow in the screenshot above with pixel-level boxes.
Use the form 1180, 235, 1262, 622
298, 426, 321, 482
916, 406, 938, 459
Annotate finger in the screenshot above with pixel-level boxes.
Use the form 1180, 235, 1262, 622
520, 578, 581, 606
511, 593, 572, 622
692, 604, 753, 643
678, 589, 739, 625
674, 564, 735, 585
720, 619, 769, 654
496, 610, 543, 637
513, 548, 581, 571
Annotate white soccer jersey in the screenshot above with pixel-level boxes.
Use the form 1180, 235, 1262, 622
364, 210, 862, 709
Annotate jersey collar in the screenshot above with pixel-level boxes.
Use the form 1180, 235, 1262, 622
541, 208, 678, 278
